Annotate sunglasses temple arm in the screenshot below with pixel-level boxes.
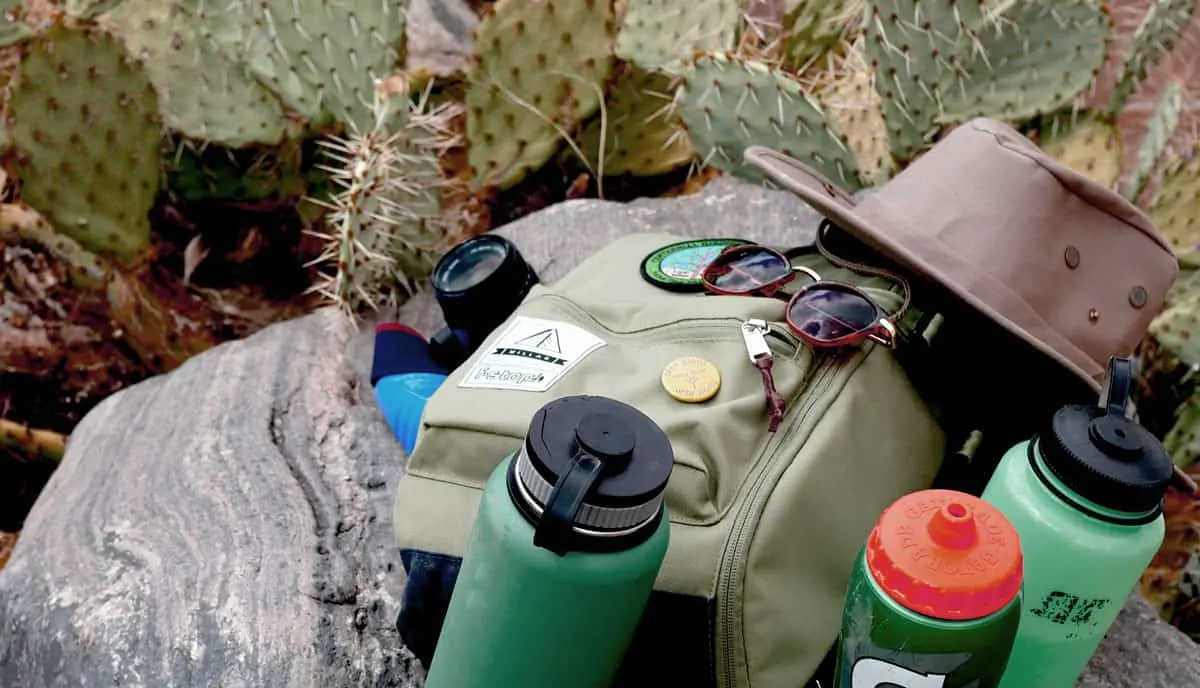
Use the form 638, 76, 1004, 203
817, 221, 913, 321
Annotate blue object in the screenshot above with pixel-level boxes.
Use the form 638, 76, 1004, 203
372, 323, 449, 453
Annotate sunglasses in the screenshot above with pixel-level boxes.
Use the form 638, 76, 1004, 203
700, 244, 898, 349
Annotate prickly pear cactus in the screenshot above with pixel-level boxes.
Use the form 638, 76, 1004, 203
937, 0, 1111, 124
818, 47, 893, 185
312, 87, 460, 317
1151, 151, 1200, 255
466, 0, 617, 190
0, 0, 34, 47
205, 0, 407, 133
1128, 79, 1184, 203
1150, 269, 1200, 468
780, 0, 861, 70
6, 24, 162, 262
614, 0, 739, 71
863, 0, 991, 162
1109, 0, 1200, 114
677, 52, 862, 190
98, 0, 289, 147
1038, 114, 1123, 190
579, 65, 694, 176
1164, 394, 1200, 470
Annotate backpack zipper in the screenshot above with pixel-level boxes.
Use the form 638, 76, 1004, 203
714, 345, 866, 688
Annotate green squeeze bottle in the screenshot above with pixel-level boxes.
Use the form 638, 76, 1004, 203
422, 395, 673, 688
982, 356, 1175, 688
834, 489, 1024, 688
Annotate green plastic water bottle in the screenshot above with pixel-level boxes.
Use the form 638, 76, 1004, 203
982, 356, 1174, 688
422, 394, 673, 688
834, 489, 1024, 688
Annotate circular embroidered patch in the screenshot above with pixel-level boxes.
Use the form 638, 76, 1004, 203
639, 238, 754, 292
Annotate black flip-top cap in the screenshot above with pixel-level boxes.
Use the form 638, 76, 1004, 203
1041, 404, 1174, 515
525, 396, 673, 512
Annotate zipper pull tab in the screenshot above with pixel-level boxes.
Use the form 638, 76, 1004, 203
742, 320, 786, 432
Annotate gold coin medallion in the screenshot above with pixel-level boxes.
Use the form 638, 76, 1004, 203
661, 356, 721, 403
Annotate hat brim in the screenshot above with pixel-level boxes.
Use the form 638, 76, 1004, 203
744, 146, 1102, 392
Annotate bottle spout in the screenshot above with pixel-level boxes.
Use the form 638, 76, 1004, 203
926, 500, 979, 550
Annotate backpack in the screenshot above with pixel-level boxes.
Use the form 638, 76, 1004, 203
392, 230, 948, 687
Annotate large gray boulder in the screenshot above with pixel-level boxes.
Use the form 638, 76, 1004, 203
1, 177, 1198, 687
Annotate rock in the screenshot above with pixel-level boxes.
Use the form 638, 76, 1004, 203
404, 0, 478, 78
1077, 593, 1200, 688
1, 177, 1198, 687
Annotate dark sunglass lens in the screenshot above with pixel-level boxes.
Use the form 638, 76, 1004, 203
788, 287, 877, 342
705, 250, 790, 292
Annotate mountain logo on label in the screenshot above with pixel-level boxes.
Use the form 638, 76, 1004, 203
514, 328, 562, 354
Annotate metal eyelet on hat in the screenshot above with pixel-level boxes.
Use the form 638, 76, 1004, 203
1064, 246, 1081, 269
1129, 286, 1148, 309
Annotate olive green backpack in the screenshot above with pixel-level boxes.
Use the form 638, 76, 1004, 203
392, 232, 947, 688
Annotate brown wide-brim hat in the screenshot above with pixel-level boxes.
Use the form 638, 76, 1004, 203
745, 117, 1180, 392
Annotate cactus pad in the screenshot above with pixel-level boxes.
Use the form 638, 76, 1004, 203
0, 0, 34, 47
1128, 79, 1184, 203
677, 52, 862, 190
100, 0, 288, 147
1109, 0, 1200, 114
780, 0, 861, 70
466, 0, 616, 190
819, 46, 893, 185
863, 0, 991, 162
7, 24, 162, 262
207, 0, 407, 132
1151, 151, 1200, 255
1164, 393, 1200, 469
1038, 114, 1123, 190
938, 0, 1112, 124
579, 65, 693, 176
614, 0, 739, 71
1151, 268, 1200, 363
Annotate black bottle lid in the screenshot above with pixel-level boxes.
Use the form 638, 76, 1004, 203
1038, 356, 1174, 517
511, 395, 674, 556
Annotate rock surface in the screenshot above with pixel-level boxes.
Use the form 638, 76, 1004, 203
1, 178, 1199, 687
403, 0, 478, 78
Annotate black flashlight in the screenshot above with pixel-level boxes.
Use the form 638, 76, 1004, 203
429, 234, 539, 370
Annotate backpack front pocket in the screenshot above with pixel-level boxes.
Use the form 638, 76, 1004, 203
412, 293, 815, 526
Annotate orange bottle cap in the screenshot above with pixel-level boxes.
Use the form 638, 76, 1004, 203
865, 489, 1023, 621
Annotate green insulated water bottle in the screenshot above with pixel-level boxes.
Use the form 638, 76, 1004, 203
834, 489, 1024, 688
982, 356, 1175, 688
422, 394, 673, 688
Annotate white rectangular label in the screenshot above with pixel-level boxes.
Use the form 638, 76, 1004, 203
458, 316, 607, 392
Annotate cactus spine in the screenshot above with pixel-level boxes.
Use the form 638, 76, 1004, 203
310, 85, 461, 317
